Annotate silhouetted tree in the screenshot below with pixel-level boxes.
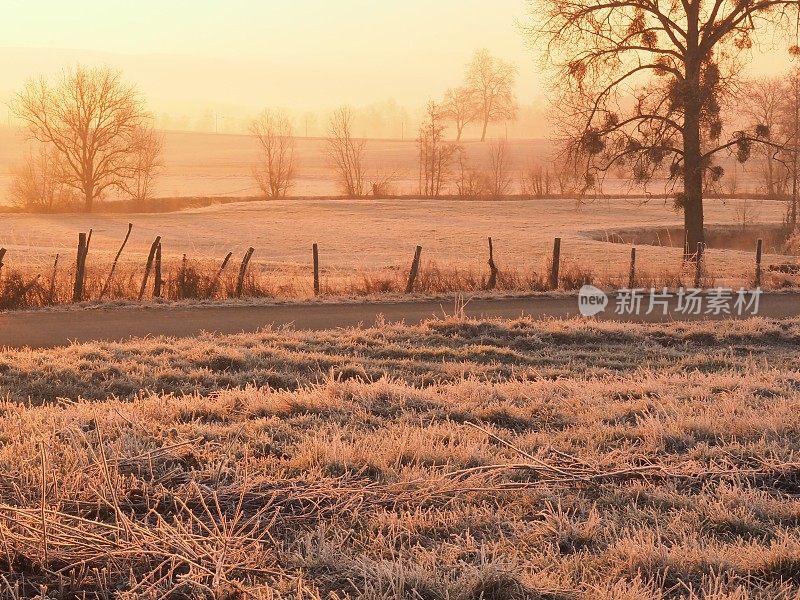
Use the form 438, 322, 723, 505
466, 49, 518, 142
743, 77, 787, 199
119, 128, 164, 207
13, 66, 155, 213
526, 1, 796, 257
779, 68, 800, 228
325, 106, 366, 197
418, 102, 457, 197
10, 142, 77, 212
486, 138, 514, 198
251, 110, 296, 198
442, 86, 480, 141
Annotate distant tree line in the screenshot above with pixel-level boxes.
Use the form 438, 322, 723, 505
8, 48, 528, 211
251, 48, 529, 201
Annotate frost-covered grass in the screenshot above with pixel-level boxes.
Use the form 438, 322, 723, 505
0, 197, 793, 305
1, 317, 800, 598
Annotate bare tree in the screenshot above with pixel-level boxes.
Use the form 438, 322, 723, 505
465, 49, 518, 142
552, 155, 581, 197
486, 138, 514, 198
441, 86, 480, 141
743, 77, 787, 199
119, 128, 164, 207
520, 164, 552, 198
250, 110, 296, 198
455, 148, 483, 199
13, 66, 154, 213
779, 68, 800, 229
10, 142, 77, 212
418, 101, 458, 197
526, 2, 796, 257
369, 168, 402, 197
325, 106, 366, 197
735, 197, 763, 231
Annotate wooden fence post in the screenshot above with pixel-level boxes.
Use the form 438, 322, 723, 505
236, 247, 255, 297
549, 237, 561, 290
405, 245, 422, 294
99, 223, 133, 300
72, 233, 87, 303
208, 251, 233, 297
628, 247, 636, 288
153, 242, 162, 298
177, 254, 188, 298
49, 254, 59, 304
694, 241, 703, 288
755, 238, 763, 287
312, 243, 320, 296
138, 236, 162, 300
85, 229, 92, 258
487, 237, 498, 290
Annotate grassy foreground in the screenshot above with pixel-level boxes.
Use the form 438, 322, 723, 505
1, 317, 800, 598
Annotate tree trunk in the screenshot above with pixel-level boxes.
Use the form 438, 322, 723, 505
683, 147, 704, 259
480, 116, 488, 142
683, 66, 704, 260
792, 148, 798, 230
84, 182, 94, 213
765, 153, 775, 199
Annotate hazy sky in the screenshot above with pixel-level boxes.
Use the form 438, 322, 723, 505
1, 0, 541, 113
0, 0, 794, 133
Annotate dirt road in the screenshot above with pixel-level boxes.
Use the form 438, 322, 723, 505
0, 293, 797, 349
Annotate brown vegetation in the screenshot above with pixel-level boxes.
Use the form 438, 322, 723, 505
0, 256, 600, 310
1, 316, 800, 597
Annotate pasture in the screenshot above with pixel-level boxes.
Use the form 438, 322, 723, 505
0, 197, 791, 302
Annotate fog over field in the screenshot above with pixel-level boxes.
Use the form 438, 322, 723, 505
0, 128, 557, 201
0, 126, 766, 204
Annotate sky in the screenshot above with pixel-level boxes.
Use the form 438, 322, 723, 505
0, 0, 795, 135
0, 0, 542, 125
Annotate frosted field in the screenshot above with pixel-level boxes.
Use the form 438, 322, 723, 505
0, 127, 786, 288
4, 317, 800, 597
0, 197, 788, 287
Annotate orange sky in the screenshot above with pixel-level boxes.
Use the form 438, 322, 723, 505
0, 0, 795, 136
1, 2, 538, 119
